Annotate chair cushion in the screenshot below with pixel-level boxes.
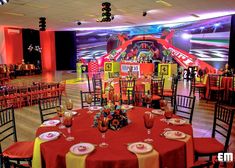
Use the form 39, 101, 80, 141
194, 138, 224, 155
210, 87, 224, 91
152, 95, 161, 100
229, 88, 235, 92
193, 83, 206, 88
163, 91, 172, 97
164, 89, 172, 92
3, 141, 34, 159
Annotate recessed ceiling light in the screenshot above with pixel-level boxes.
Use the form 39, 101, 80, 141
155, 0, 172, 7
3, 12, 25, 16
191, 14, 200, 18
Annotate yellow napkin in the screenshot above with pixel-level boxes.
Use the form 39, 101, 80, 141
136, 149, 159, 168
176, 135, 194, 168
66, 152, 87, 168
32, 138, 45, 168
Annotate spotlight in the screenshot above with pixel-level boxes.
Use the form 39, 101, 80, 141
214, 23, 221, 27
143, 11, 147, 16
39, 17, 46, 31
0, 0, 9, 5
77, 21, 82, 25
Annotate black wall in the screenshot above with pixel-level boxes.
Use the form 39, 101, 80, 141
55, 31, 76, 70
229, 15, 235, 68
22, 29, 41, 66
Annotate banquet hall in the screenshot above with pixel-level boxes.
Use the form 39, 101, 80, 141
0, 0, 235, 168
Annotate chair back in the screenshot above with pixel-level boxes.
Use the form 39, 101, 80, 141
151, 78, 165, 97
6, 87, 17, 95
85, 74, 91, 92
80, 91, 101, 108
92, 73, 101, 80
92, 77, 103, 105
132, 90, 146, 106
119, 79, 135, 104
174, 94, 196, 124
212, 103, 235, 152
208, 74, 222, 89
232, 75, 235, 91
19, 86, 28, 94
0, 106, 17, 143
38, 96, 61, 123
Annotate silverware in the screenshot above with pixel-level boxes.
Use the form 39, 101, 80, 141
59, 131, 66, 138
160, 128, 173, 137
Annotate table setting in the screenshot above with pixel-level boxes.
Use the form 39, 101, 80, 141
32, 104, 194, 168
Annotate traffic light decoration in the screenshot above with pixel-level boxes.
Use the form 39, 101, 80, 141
39, 17, 46, 31
101, 2, 112, 22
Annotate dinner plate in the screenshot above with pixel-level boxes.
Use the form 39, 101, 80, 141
152, 109, 164, 115
39, 131, 60, 141
70, 143, 95, 155
89, 106, 103, 111
121, 105, 134, 110
65, 111, 78, 115
127, 142, 153, 154
164, 130, 186, 139
168, 118, 186, 125
42, 120, 60, 126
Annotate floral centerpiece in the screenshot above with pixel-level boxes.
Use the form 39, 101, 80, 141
93, 104, 128, 131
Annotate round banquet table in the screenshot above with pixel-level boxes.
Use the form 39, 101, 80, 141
35, 107, 194, 168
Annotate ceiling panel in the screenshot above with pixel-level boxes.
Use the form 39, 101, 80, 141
0, 0, 234, 30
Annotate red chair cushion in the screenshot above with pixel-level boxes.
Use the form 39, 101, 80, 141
3, 141, 34, 159
152, 95, 161, 100
229, 88, 235, 92
210, 87, 224, 91
163, 91, 172, 97
194, 138, 224, 155
193, 83, 206, 88
164, 89, 172, 92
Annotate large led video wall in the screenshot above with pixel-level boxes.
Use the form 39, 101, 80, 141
76, 15, 231, 70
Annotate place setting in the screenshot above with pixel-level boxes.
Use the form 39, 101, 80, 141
41, 119, 61, 127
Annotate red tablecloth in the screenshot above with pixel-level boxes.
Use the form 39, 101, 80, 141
36, 107, 193, 168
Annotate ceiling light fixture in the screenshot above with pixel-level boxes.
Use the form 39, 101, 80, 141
0, 0, 9, 5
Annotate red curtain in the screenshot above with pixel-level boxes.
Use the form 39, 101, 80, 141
4, 28, 23, 64
40, 31, 56, 72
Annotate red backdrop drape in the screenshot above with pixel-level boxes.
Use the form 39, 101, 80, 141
40, 31, 56, 72
4, 28, 23, 64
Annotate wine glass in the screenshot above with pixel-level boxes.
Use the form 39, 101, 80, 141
97, 118, 109, 148
143, 111, 155, 143
85, 94, 93, 113
159, 100, 168, 111
66, 99, 73, 110
164, 106, 173, 124
56, 105, 65, 129
145, 93, 152, 108
63, 112, 74, 141
113, 93, 120, 105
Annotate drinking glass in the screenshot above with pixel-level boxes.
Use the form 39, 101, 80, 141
159, 100, 168, 111
113, 93, 120, 105
63, 112, 74, 141
56, 105, 65, 129
143, 111, 155, 143
164, 106, 173, 124
66, 99, 73, 110
145, 94, 152, 108
97, 118, 109, 148
85, 94, 93, 113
